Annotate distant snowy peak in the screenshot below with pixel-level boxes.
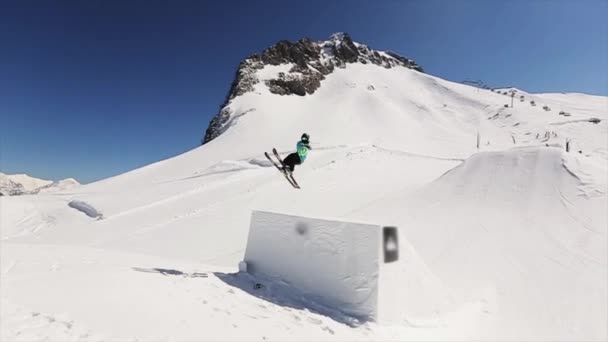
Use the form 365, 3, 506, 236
3, 173, 52, 192
33, 178, 80, 194
202, 32, 423, 144
0, 173, 26, 196
0, 173, 80, 196
254, 32, 423, 75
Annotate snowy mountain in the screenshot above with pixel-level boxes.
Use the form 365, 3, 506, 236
0, 173, 80, 196
0, 173, 52, 196
0, 174, 26, 196
1, 33, 606, 341
32, 178, 81, 194
203, 32, 422, 143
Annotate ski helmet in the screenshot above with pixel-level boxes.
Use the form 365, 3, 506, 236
301, 133, 310, 144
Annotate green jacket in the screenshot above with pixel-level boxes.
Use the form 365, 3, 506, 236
297, 141, 310, 161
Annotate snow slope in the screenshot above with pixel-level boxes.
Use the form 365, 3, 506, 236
1, 59, 606, 341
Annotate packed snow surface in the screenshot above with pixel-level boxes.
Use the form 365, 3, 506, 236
1, 62, 606, 341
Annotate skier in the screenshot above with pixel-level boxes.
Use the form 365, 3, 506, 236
264, 133, 311, 189
281, 133, 311, 174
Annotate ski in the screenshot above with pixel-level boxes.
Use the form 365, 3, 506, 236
264, 152, 299, 189
271, 148, 283, 165
288, 174, 300, 188
272, 148, 300, 188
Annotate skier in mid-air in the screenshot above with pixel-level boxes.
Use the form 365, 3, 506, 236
264, 133, 311, 189
281, 133, 311, 174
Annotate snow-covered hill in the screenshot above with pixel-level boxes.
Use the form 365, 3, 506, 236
0, 173, 79, 196
1, 34, 606, 341
0, 175, 26, 196
0, 173, 52, 196
32, 178, 80, 194
3, 173, 53, 192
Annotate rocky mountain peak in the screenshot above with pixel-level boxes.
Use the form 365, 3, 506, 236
203, 33, 423, 144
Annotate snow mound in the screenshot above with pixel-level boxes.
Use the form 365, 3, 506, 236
0, 196, 61, 239
243, 211, 382, 323
242, 211, 454, 326
355, 147, 607, 340
68, 200, 103, 219
426, 146, 582, 202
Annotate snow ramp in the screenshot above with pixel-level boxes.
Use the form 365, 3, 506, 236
354, 146, 607, 340
241, 211, 453, 325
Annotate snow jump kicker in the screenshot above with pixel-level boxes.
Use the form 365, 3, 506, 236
240, 211, 401, 323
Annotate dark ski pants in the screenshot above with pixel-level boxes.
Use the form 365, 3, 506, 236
282, 153, 301, 172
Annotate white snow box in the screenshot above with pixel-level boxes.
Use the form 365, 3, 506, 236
243, 210, 401, 323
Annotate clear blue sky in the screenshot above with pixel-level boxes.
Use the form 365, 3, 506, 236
1, 0, 606, 183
